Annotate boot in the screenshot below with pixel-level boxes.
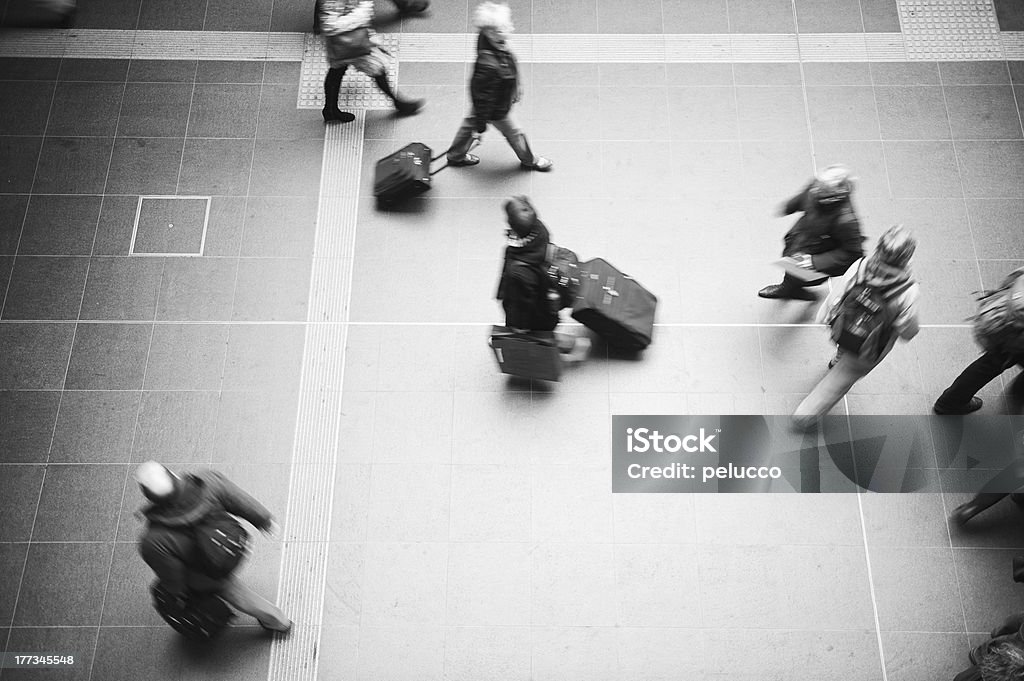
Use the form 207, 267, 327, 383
374, 74, 424, 116
322, 68, 354, 123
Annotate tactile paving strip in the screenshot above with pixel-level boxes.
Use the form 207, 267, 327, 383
297, 32, 400, 110
897, 0, 1003, 60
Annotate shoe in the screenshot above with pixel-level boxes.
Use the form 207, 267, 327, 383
447, 154, 480, 167
394, 98, 424, 116
951, 500, 985, 526
259, 619, 293, 634
322, 108, 355, 123
933, 397, 983, 415
758, 284, 811, 300
522, 157, 553, 172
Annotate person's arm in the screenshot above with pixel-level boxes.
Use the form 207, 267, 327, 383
809, 214, 864, 274
779, 186, 810, 217
207, 472, 273, 530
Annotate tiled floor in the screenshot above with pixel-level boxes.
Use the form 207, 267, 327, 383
2, 0, 1024, 679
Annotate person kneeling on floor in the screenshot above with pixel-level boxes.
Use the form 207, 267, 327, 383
136, 461, 292, 636
497, 195, 588, 361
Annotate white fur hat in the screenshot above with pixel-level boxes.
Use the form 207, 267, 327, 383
473, 2, 513, 32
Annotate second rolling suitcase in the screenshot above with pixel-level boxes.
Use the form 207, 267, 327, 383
571, 258, 657, 351
489, 326, 562, 382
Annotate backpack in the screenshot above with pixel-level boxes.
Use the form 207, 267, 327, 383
193, 511, 250, 578
828, 263, 909, 363
151, 582, 235, 641
545, 244, 580, 309
972, 268, 1024, 355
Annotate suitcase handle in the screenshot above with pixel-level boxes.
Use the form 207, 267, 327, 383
429, 135, 482, 176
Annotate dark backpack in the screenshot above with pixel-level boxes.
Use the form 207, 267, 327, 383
151, 582, 234, 641
828, 267, 909, 363
193, 511, 249, 578
972, 268, 1024, 355
545, 244, 580, 309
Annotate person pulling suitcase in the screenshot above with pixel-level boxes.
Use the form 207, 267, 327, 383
136, 461, 292, 639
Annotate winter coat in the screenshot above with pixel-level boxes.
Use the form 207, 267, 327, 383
781, 184, 865, 277
138, 471, 272, 598
497, 219, 557, 332
470, 32, 519, 123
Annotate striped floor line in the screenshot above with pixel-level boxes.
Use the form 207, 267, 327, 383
268, 112, 364, 681
3, 28, 1024, 62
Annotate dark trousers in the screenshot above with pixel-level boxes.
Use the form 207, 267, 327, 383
323, 65, 399, 111
936, 349, 1024, 409
776, 272, 826, 293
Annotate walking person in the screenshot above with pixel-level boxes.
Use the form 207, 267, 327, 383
933, 267, 1024, 415
759, 164, 864, 301
446, 2, 552, 171
136, 461, 292, 635
792, 225, 920, 430
315, 0, 424, 123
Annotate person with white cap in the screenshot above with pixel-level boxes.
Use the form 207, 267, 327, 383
135, 461, 292, 634
791, 225, 920, 429
759, 164, 865, 302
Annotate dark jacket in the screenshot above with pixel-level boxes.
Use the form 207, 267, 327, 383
497, 219, 557, 332
138, 471, 272, 598
470, 32, 519, 123
781, 184, 864, 277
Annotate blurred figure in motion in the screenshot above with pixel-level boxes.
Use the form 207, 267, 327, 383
446, 2, 552, 171
792, 225, 919, 430
759, 164, 864, 302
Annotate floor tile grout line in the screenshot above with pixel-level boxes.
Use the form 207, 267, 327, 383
172, 62, 203, 195
855, 471, 889, 681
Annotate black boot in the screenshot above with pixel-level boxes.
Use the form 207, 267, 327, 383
374, 74, 424, 116
323, 67, 355, 123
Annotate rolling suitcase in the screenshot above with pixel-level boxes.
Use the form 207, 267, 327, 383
489, 326, 562, 382
152, 582, 235, 641
374, 138, 480, 207
571, 258, 657, 351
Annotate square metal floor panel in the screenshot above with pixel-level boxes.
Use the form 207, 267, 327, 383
130, 196, 210, 256
898, 0, 1004, 59
298, 32, 400, 110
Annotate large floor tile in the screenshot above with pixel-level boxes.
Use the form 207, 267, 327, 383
156, 257, 237, 321
869, 546, 965, 632
230, 257, 310, 321
704, 628, 882, 679
956, 140, 1024, 199
728, 0, 796, 32
91, 627, 184, 681
0, 322, 75, 389
19, 194, 102, 256
883, 632, 972, 681
805, 86, 881, 141
33, 137, 113, 194
2, 255, 88, 320
0, 136, 43, 194
795, 0, 864, 32
361, 542, 448, 626
944, 85, 1023, 140
662, 0, 729, 33
31, 463, 126, 541
954, 547, 1024, 631
0, 463, 45, 540
177, 138, 254, 196
445, 542, 530, 625
144, 323, 228, 390
131, 390, 219, 463
0, 81, 54, 135
104, 137, 184, 195
0, 390, 60, 463
47, 81, 123, 137
50, 390, 140, 463
240, 196, 317, 258
0, 194, 29, 253
79, 255, 164, 320
883, 141, 963, 198
65, 322, 151, 389
531, 544, 616, 626
14, 541, 112, 625
221, 323, 304, 392
968, 199, 1024, 260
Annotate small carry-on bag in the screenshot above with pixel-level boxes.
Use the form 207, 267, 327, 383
571, 258, 657, 351
152, 582, 235, 641
489, 326, 563, 382
374, 138, 480, 207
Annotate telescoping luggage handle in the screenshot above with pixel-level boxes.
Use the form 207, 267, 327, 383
429, 134, 482, 176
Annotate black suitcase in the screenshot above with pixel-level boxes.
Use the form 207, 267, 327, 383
374, 142, 434, 205
152, 582, 235, 641
489, 326, 562, 382
571, 258, 657, 351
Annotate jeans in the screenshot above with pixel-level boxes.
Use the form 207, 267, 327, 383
792, 350, 877, 429
936, 349, 1024, 409
447, 116, 536, 165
